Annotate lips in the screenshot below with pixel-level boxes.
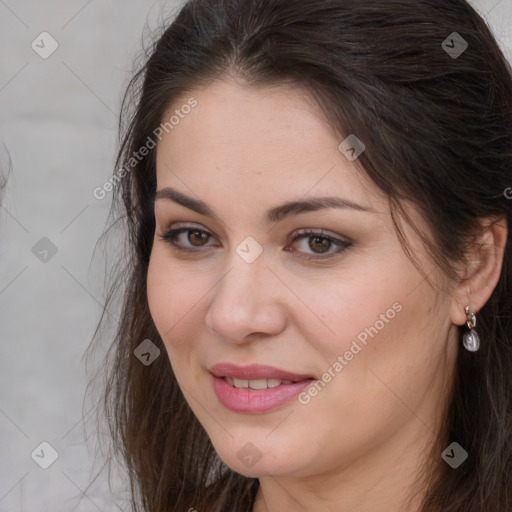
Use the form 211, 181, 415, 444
209, 362, 315, 382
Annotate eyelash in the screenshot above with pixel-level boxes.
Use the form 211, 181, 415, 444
157, 226, 352, 260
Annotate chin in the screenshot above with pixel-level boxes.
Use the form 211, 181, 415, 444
217, 448, 301, 479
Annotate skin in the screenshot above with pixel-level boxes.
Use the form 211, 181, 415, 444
146, 77, 507, 512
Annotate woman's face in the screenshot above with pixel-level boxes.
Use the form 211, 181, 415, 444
147, 78, 459, 480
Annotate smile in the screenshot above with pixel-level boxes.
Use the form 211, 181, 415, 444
212, 375, 315, 413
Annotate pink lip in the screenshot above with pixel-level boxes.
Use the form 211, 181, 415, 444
211, 375, 314, 413
209, 362, 315, 382
209, 363, 315, 413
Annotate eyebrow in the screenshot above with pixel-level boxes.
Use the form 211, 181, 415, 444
153, 187, 376, 223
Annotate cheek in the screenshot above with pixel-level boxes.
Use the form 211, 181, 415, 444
146, 249, 210, 368
297, 258, 443, 403
147, 251, 191, 346
298, 267, 400, 353
146, 252, 170, 331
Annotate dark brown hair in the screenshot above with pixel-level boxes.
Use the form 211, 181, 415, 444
87, 1, 512, 510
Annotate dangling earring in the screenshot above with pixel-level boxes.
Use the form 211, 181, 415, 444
462, 306, 480, 352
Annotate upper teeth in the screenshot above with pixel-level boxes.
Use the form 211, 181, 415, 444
225, 377, 294, 389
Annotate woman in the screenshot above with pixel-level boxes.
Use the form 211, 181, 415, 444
90, 0, 512, 510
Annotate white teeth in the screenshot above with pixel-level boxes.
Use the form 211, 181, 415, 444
232, 378, 249, 388
247, 378, 267, 389
225, 377, 295, 389
267, 379, 283, 388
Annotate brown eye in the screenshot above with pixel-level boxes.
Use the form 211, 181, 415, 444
158, 225, 352, 260
188, 230, 210, 247
289, 229, 352, 259
308, 236, 332, 254
158, 227, 215, 251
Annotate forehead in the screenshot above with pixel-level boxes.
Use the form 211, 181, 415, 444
154, 78, 385, 212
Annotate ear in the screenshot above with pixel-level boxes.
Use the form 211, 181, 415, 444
449, 216, 508, 326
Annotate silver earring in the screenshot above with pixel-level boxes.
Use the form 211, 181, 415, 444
462, 306, 480, 352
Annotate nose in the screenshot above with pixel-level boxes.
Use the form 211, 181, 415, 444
205, 253, 288, 344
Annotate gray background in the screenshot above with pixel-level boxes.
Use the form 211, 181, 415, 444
0, 1, 511, 510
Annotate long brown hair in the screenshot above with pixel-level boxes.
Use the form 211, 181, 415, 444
87, 1, 512, 510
